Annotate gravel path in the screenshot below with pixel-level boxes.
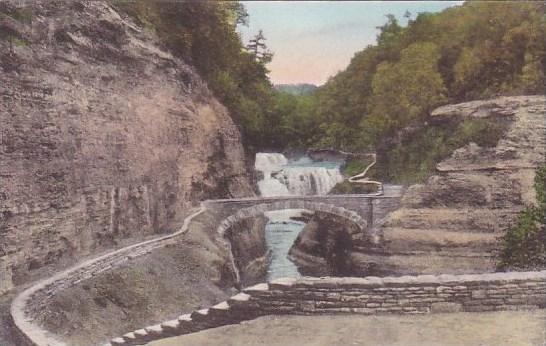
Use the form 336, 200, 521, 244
150, 310, 546, 346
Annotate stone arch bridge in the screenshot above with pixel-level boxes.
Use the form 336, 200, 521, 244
204, 185, 404, 239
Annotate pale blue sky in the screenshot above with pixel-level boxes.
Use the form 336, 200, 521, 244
238, 1, 463, 85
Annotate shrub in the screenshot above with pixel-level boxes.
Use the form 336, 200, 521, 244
497, 166, 546, 271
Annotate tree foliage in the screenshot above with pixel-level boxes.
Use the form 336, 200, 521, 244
115, 1, 544, 168
113, 0, 277, 150
498, 166, 546, 271
294, 1, 545, 182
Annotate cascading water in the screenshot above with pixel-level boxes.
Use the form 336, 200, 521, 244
255, 153, 343, 197
255, 153, 345, 280
255, 153, 291, 197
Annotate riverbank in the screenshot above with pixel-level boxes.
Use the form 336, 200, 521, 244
150, 310, 546, 346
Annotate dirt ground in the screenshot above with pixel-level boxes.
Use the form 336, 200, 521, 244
31, 210, 238, 346
151, 310, 546, 346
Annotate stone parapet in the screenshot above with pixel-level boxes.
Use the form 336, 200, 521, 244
108, 270, 546, 345
10, 207, 206, 346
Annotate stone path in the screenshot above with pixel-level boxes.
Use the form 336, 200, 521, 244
10, 207, 207, 346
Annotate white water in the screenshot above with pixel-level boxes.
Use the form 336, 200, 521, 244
255, 153, 343, 197
256, 153, 344, 279
255, 153, 291, 197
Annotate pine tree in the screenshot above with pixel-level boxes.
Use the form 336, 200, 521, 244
246, 29, 273, 64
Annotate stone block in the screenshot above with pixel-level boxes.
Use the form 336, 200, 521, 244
178, 314, 192, 323
144, 324, 163, 336
111, 338, 126, 345
326, 292, 341, 300
431, 302, 462, 313
269, 277, 297, 290
471, 290, 487, 299
464, 305, 497, 312
244, 283, 269, 293
121, 332, 137, 343
160, 319, 181, 335
191, 309, 210, 321
229, 292, 251, 303
300, 300, 316, 312
351, 308, 375, 314
131, 329, 150, 344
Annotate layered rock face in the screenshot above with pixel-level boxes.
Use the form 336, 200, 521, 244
370, 96, 545, 274
290, 96, 545, 276
289, 212, 362, 277
0, 1, 253, 293
226, 216, 269, 286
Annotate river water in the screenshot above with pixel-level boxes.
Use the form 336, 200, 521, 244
255, 153, 344, 280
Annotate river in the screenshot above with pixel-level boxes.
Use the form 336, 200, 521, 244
254, 153, 344, 280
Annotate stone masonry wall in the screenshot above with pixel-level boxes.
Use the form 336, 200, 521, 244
10, 207, 207, 346
207, 194, 402, 236
108, 270, 546, 346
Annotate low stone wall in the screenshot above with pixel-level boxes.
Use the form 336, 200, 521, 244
107, 270, 546, 346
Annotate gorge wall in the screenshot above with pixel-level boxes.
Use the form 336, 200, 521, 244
372, 96, 545, 274
226, 216, 269, 286
291, 96, 545, 276
0, 0, 253, 294
289, 212, 361, 277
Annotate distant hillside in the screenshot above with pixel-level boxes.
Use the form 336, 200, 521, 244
288, 1, 545, 183
275, 83, 318, 96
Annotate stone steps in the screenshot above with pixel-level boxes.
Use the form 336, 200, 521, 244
109, 292, 262, 345
108, 270, 546, 346
382, 207, 520, 233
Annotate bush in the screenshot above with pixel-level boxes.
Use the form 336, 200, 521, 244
341, 158, 374, 177
375, 117, 508, 184
497, 166, 546, 271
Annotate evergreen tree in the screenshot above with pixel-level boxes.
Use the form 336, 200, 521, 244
246, 29, 273, 64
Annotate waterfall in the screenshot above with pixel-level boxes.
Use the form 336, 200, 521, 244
255, 152, 288, 170
255, 153, 344, 197
255, 153, 291, 197
275, 167, 344, 195
255, 152, 344, 279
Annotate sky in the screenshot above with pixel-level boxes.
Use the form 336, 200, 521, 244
238, 1, 463, 85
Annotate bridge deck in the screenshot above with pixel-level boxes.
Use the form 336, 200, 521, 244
204, 185, 405, 233
207, 185, 404, 204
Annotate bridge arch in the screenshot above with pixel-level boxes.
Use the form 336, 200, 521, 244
216, 200, 369, 286
216, 200, 368, 237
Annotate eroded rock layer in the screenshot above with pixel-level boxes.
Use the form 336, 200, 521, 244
0, 1, 253, 293
290, 96, 545, 276
373, 96, 545, 274
226, 216, 269, 286
289, 212, 363, 277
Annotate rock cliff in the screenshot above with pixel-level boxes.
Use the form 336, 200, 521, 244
373, 95, 545, 274
226, 216, 269, 287
0, 0, 253, 294
290, 96, 545, 276
289, 212, 360, 277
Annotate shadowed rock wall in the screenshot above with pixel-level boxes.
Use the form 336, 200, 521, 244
0, 0, 253, 293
